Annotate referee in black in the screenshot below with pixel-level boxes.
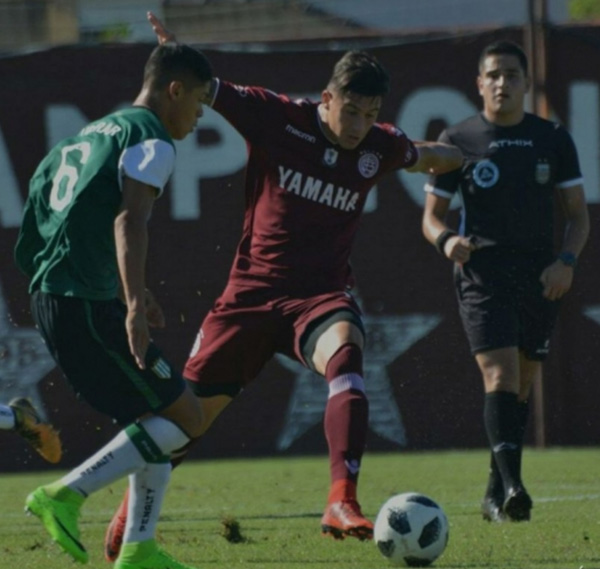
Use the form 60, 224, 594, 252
422, 41, 589, 523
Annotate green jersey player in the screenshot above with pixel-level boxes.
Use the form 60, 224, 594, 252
15, 43, 213, 569
18, 108, 175, 301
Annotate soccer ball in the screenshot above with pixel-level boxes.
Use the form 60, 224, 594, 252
374, 492, 449, 567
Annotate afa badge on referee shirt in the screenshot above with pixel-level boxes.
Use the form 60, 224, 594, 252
535, 160, 551, 185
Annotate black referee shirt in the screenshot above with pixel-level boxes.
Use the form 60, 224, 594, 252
426, 113, 583, 254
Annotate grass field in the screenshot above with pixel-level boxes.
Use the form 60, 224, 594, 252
1, 448, 598, 569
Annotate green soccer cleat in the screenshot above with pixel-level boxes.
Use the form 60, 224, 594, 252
115, 540, 198, 569
10, 397, 62, 463
25, 486, 88, 563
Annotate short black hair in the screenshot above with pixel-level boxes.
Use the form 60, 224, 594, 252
327, 50, 390, 97
144, 44, 213, 89
479, 41, 528, 75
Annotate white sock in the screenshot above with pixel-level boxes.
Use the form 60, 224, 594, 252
0, 404, 16, 430
123, 463, 171, 544
58, 416, 189, 497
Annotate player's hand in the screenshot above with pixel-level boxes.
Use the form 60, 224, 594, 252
145, 288, 166, 328
126, 309, 150, 370
444, 235, 475, 264
147, 11, 177, 44
539, 260, 574, 301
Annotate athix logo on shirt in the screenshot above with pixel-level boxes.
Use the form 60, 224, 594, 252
489, 139, 533, 148
285, 124, 317, 144
278, 166, 359, 211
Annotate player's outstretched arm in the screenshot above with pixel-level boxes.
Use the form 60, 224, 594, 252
408, 142, 463, 175
146, 12, 216, 105
147, 11, 177, 44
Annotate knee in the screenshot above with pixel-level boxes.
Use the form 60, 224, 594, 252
481, 367, 518, 393
313, 322, 364, 376
171, 390, 205, 439
517, 374, 537, 401
324, 343, 363, 381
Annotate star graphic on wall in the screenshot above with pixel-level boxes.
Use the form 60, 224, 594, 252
276, 312, 442, 450
0, 278, 56, 419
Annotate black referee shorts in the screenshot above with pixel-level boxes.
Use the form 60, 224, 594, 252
31, 291, 186, 425
454, 252, 560, 361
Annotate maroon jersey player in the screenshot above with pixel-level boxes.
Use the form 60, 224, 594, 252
104, 13, 463, 560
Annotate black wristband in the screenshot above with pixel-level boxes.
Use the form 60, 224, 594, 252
435, 229, 457, 256
557, 251, 577, 268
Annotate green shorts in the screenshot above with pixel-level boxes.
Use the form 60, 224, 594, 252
31, 291, 186, 425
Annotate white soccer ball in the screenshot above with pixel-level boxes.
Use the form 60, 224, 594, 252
374, 492, 449, 567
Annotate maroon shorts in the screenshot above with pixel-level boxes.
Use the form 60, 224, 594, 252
183, 284, 364, 397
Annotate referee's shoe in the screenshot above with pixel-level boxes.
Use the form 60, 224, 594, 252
503, 486, 533, 522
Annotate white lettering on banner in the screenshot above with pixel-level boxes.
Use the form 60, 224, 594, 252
172, 107, 247, 219
570, 82, 599, 203
0, 83, 598, 229
396, 87, 477, 209
47, 104, 93, 148
0, 127, 23, 227
0, 278, 56, 417
47, 104, 131, 149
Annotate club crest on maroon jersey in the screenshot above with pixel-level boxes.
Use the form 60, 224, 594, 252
323, 148, 339, 167
358, 152, 380, 178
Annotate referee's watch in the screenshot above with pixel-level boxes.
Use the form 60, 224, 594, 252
557, 251, 577, 268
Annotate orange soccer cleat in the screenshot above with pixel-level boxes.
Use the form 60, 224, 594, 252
321, 499, 374, 541
104, 488, 130, 562
10, 398, 62, 464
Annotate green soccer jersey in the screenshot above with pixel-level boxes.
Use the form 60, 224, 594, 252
15, 107, 175, 300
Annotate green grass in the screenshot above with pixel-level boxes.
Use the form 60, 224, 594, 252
1, 448, 598, 568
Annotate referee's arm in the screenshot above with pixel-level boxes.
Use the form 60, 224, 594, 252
422, 191, 474, 264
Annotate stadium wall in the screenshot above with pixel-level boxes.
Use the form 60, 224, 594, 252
0, 27, 599, 471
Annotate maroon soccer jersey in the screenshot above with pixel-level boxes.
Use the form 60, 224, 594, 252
212, 80, 418, 294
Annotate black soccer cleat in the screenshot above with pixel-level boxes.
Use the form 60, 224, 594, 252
503, 486, 533, 522
481, 494, 506, 523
